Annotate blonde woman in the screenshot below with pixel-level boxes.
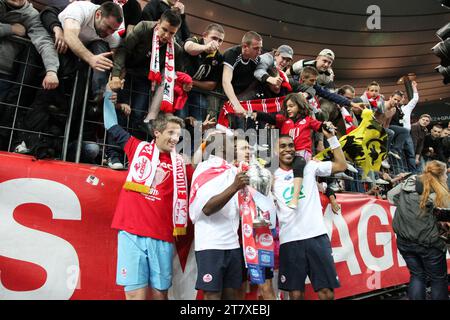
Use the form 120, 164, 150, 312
388, 160, 450, 300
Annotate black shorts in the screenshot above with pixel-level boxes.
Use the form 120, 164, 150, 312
195, 248, 243, 292
278, 234, 340, 292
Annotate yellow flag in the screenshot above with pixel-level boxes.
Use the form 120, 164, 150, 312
315, 109, 388, 177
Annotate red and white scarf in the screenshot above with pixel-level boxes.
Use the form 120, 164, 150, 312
148, 25, 176, 113
237, 162, 274, 284
189, 158, 274, 284
189, 156, 236, 224
278, 69, 292, 92
189, 158, 231, 207
159, 71, 193, 114
217, 96, 286, 127
123, 140, 188, 236
365, 92, 382, 111
340, 106, 357, 134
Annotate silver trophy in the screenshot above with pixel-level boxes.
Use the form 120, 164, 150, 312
247, 155, 273, 228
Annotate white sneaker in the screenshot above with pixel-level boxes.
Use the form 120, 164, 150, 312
333, 172, 354, 180
14, 141, 30, 154
107, 157, 124, 170
328, 181, 341, 192
381, 160, 390, 169
361, 176, 374, 183
346, 162, 359, 173
375, 178, 390, 185
388, 151, 401, 160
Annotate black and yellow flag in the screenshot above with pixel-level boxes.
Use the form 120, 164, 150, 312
315, 109, 388, 177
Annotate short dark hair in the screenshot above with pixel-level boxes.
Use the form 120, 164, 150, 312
392, 90, 404, 97
205, 23, 225, 35
242, 31, 262, 45
301, 66, 319, 78
153, 113, 185, 134
367, 81, 380, 89
161, 8, 182, 27
337, 85, 355, 96
278, 134, 293, 140
432, 124, 443, 130
99, 2, 123, 24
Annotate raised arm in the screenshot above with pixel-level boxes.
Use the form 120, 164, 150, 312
63, 18, 113, 72
222, 65, 245, 114
401, 81, 419, 114
322, 121, 347, 174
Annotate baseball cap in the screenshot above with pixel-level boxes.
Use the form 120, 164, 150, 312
318, 48, 335, 61
276, 45, 294, 59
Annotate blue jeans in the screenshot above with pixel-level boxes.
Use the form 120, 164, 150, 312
0, 73, 15, 149
118, 73, 151, 128
403, 134, 417, 173
389, 125, 410, 154
88, 40, 110, 97
396, 237, 448, 300
0, 73, 13, 102
175, 91, 208, 121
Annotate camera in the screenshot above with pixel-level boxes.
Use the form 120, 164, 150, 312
432, 22, 450, 84
440, 0, 450, 9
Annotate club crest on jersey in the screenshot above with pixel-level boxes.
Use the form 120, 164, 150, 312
133, 156, 152, 182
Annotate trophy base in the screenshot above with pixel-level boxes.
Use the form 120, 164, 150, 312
252, 219, 271, 228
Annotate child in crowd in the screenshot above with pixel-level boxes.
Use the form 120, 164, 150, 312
254, 92, 330, 209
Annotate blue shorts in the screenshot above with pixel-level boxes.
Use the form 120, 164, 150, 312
116, 230, 174, 292
278, 234, 340, 292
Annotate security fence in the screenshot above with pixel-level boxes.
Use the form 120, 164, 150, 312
0, 36, 413, 197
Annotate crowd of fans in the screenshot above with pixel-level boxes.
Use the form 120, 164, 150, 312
1, 0, 449, 188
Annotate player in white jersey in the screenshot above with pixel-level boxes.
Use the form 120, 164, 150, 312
272, 125, 347, 300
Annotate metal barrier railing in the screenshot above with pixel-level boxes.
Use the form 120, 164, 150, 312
0, 36, 416, 194
0, 36, 75, 159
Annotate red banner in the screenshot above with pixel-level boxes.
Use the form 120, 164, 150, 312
0, 152, 448, 299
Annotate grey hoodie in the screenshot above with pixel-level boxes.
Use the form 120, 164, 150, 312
0, 0, 59, 74
387, 175, 447, 251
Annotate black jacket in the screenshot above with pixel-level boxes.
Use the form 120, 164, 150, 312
141, 0, 190, 44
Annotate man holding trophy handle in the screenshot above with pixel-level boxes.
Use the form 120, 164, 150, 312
189, 133, 250, 300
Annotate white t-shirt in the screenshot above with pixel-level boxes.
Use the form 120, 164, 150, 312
189, 157, 240, 251
400, 92, 419, 130
59, 2, 121, 49
273, 160, 332, 245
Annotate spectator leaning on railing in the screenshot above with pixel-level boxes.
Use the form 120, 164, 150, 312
0, 0, 60, 94
180, 23, 225, 121
222, 31, 262, 128
0, 0, 60, 151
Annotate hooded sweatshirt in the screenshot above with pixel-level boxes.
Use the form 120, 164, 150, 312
0, 0, 59, 74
